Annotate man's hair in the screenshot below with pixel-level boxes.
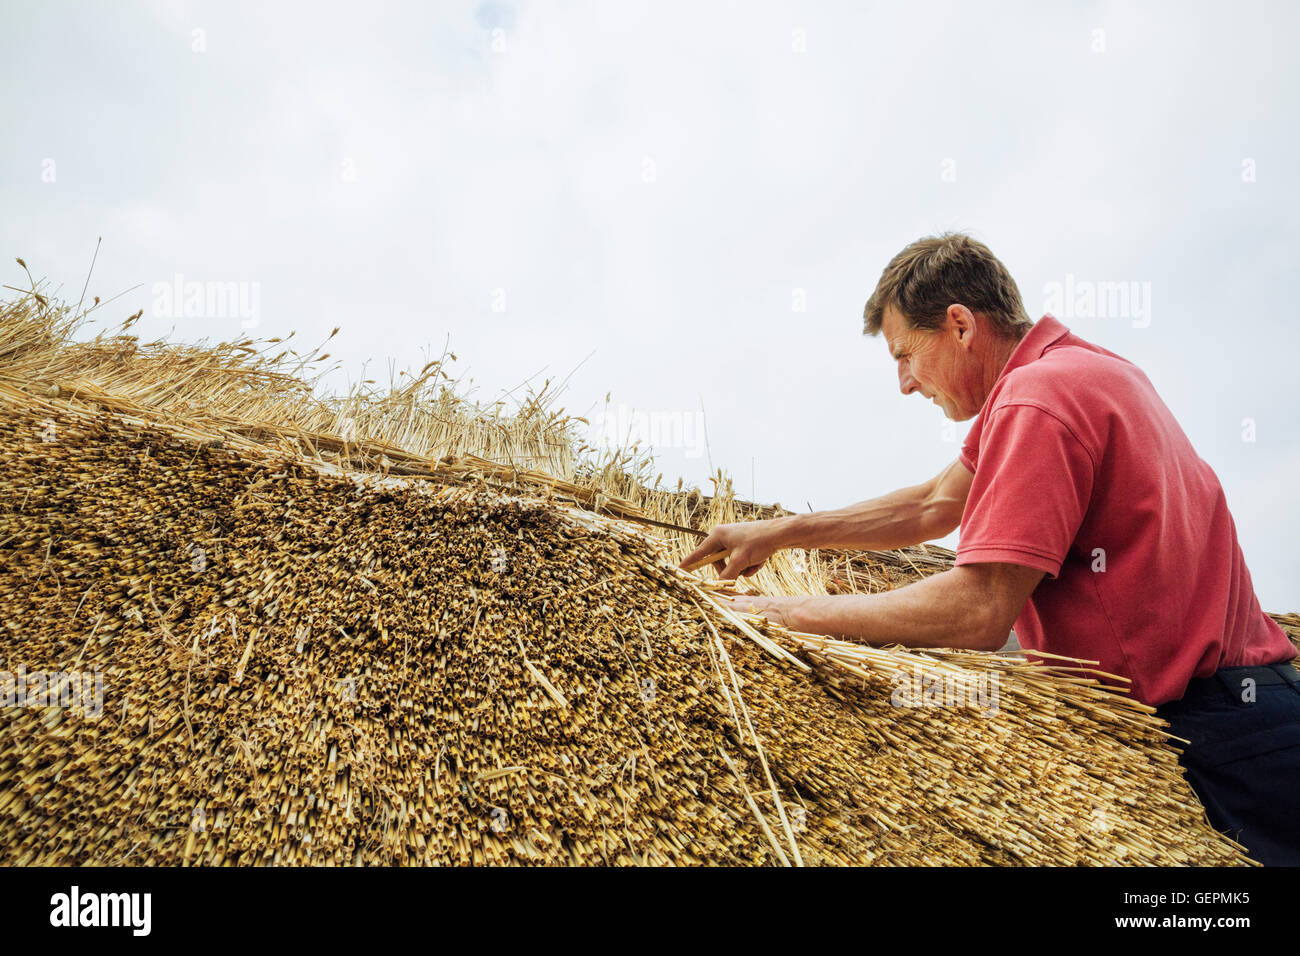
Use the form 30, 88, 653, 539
862, 232, 1034, 339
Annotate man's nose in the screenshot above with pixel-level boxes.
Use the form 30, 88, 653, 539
898, 366, 919, 396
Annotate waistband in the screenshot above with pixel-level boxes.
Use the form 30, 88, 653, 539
1172, 662, 1300, 707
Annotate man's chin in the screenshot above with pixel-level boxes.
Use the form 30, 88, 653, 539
930, 396, 977, 421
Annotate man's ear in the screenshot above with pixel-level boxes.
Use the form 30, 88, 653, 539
947, 304, 975, 350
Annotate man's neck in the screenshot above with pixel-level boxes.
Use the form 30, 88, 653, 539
982, 330, 1026, 396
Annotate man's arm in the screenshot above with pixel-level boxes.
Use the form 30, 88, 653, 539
771, 458, 973, 551
680, 459, 973, 579
733, 561, 1043, 651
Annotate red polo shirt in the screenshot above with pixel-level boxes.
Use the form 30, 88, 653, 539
956, 315, 1293, 706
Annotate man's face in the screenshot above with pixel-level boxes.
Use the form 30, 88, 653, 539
880, 304, 985, 421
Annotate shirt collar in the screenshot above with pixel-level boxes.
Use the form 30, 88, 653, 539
996, 314, 1071, 381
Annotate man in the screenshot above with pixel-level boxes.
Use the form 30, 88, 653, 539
679, 232, 1299, 865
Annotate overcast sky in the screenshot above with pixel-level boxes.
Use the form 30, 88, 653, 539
3, 0, 1297, 609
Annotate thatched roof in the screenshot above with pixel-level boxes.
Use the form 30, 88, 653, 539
0, 286, 1276, 865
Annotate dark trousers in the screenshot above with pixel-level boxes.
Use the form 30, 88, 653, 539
1155, 662, 1300, 866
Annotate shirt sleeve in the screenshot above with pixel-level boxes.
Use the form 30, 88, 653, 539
958, 435, 977, 474
955, 401, 1096, 578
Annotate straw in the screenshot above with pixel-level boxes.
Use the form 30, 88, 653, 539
0, 286, 1266, 866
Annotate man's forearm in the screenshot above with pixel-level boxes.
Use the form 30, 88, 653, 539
779, 568, 1003, 650
770, 482, 945, 552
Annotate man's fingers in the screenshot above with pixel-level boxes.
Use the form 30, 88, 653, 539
678, 545, 705, 569
680, 547, 732, 574
720, 559, 762, 580
716, 553, 748, 581
679, 536, 724, 570
720, 594, 777, 620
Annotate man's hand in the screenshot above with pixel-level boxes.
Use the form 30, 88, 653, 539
717, 562, 1044, 651
679, 459, 974, 579
717, 593, 800, 628
679, 519, 786, 580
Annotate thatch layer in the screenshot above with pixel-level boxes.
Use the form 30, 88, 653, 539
0, 289, 1268, 865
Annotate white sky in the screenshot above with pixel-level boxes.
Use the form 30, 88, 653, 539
3, 0, 1297, 609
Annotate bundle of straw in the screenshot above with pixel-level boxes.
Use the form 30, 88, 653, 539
0, 287, 1268, 865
